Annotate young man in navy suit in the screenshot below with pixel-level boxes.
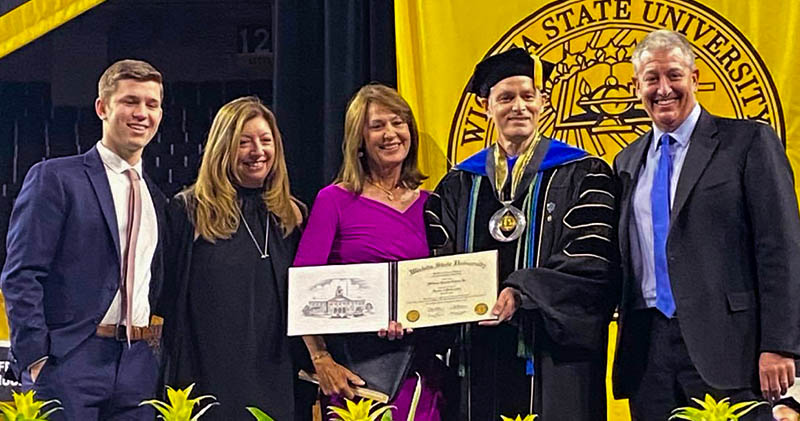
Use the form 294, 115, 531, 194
1, 59, 167, 420
612, 29, 800, 420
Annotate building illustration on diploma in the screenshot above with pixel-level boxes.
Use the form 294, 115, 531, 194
302, 279, 375, 318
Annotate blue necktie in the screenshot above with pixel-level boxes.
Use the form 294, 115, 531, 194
652, 133, 676, 318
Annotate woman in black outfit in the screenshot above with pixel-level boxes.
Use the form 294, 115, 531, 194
160, 96, 307, 420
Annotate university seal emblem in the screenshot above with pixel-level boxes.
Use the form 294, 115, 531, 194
449, 0, 785, 165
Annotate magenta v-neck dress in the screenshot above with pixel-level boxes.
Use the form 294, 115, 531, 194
293, 184, 446, 421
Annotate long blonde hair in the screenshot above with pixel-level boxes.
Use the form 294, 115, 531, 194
185, 96, 299, 240
336, 83, 426, 194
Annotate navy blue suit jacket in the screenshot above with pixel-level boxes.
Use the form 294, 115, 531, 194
1, 146, 166, 377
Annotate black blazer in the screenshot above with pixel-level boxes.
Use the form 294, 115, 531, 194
611, 108, 800, 397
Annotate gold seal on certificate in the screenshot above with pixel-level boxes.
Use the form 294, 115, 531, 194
406, 310, 420, 322
474, 303, 489, 315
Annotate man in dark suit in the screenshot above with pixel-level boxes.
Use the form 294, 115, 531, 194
612, 29, 800, 420
1, 59, 167, 420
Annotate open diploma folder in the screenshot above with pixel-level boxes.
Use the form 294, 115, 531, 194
287, 250, 498, 336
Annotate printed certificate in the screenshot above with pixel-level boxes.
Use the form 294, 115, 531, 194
396, 250, 498, 329
287, 250, 498, 336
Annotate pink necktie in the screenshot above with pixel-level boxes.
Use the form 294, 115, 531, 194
120, 169, 142, 346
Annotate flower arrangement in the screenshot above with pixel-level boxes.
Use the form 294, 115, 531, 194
139, 383, 218, 421
670, 394, 766, 421
326, 372, 423, 421
0, 390, 62, 421
328, 399, 394, 421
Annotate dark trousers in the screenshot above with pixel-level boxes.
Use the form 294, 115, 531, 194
462, 324, 606, 421
535, 346, 607, 420
629, 310, 772, 421
22, 335, 158, 420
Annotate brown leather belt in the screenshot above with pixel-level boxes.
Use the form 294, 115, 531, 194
96, 324, 162, 342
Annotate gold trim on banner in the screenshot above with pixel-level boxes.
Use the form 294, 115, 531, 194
0, 0, 106, 59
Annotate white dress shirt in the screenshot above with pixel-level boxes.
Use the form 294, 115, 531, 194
96, 141, 158, 327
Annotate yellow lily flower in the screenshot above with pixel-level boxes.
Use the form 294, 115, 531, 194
139, 383, 218, 421
500, 415, 538, 421
670, 394, 766, 421
327, 398, 394, 421
0, 390, 62, 420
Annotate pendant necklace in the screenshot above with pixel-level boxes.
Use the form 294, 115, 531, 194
488, 152, 527, 243
489, 196, 527, 242
368, 178, 397, 201
237, 205, 269, 258
487, 135, 541, 242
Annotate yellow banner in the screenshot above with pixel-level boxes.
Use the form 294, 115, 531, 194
0, 0, 106, 59
396, 1, 800, 419
396, 0, 800, 200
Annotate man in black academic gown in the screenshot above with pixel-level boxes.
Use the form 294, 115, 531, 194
425, 48, 619, 420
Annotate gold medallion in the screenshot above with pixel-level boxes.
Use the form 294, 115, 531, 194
474, 303, 489, 315
489, 202, 526, 242
406, 310, 420, 323
500, 211, 518, 232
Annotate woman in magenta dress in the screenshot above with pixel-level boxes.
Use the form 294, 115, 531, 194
293, 83, 452, 420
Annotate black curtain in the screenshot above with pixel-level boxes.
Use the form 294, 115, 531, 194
273, 0, 396, 206
0, 0, 28, 15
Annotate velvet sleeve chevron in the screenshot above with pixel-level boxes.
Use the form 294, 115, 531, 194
559, 161, 616, 271
505, 156, 621, 353
522, 156, 618, 282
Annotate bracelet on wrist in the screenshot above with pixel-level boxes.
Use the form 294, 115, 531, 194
311, 351, 330, 362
